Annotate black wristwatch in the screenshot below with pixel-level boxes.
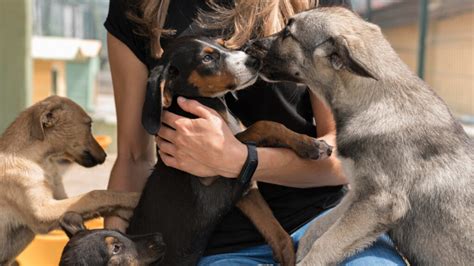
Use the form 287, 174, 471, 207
236, 142, 258, 185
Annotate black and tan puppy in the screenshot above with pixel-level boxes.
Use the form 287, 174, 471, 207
126, 36, 332, 266
60, 212, 165, 266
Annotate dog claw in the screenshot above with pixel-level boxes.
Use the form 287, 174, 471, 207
295, 139, 333, 160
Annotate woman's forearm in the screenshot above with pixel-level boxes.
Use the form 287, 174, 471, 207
108, 155, 155, 193
254, 94, 346, 188
155, 97, 347, 188
253, 146, 346, 188
106, 32, 156, 192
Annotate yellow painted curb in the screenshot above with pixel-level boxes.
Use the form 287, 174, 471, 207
17, 218, 103, 266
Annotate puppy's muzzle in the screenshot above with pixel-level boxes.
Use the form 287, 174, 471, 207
134, 233, 167, 263
243, 38, 272, 60
79, 150, 106, 167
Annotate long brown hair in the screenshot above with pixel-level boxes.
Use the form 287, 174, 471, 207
199, 0, 318, 48
128, 0, 318, 57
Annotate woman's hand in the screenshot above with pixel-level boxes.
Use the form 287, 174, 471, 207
156, 97, 247, 178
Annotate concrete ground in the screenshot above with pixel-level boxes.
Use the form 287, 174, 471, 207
63, 154, 116, 197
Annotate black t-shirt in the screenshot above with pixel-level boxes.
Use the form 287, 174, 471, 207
105, 0, 349, 255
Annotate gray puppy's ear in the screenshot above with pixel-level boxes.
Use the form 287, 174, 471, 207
331, 35, 379, 80
60, 212, 86, 239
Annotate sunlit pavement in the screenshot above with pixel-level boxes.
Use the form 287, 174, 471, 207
63, 154, 116, 197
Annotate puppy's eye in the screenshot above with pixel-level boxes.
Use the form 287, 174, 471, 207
202, 54, 214, 63
112, 244, 122, 255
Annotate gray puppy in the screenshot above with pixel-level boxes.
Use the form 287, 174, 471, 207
248, 7, 473, 266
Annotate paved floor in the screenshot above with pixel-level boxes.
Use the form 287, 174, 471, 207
63, 154, 116, 196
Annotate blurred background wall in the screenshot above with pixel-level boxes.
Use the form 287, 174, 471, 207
0, 0, 32, 133
355, 0, 473, 120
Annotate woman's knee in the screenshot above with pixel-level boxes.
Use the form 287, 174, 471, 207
341, 235, 406, 266
199, 256, 265, 266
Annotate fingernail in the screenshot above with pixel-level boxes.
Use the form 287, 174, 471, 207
178, 96, 186, 103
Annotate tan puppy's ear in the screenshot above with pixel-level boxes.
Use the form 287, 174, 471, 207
332, 35, 380, 80
30, 101, 61, 141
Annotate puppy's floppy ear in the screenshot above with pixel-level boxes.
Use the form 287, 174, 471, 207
331, 35, 379, 80
142, 63, 180, 135
30, 100, 62, 141
60, 212, 86, 239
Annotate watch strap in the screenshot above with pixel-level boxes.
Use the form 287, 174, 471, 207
237, 142, 258, 185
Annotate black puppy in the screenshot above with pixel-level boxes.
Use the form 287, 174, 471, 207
127, 36, 332, 266
59, 212, 165, 266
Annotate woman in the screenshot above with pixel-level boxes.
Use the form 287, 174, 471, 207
104, 0, 406, 264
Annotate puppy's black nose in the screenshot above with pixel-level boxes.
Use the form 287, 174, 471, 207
245, 56, 261, 70
146, 233, 166, 253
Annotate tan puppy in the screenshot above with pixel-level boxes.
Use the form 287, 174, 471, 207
0, 96, 139, 265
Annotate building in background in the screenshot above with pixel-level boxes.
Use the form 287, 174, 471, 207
29, 0, 109, 112
32, 0, 109, 44
357, 0, 474, 121
32, 36, 101, 111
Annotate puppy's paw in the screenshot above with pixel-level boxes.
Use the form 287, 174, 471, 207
121, 192, 141, 208
112, 208, 134, 223
296, 256, 334, 266
296, 232, 319, 263
296, 257, 318, 266
272, 236, 295, 266
295, 139, 333, 160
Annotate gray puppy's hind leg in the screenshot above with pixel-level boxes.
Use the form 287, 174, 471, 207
296, 191, 354, 262
298, 194, 407, 266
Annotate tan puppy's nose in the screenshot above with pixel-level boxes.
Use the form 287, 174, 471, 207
80, 137, 107, 167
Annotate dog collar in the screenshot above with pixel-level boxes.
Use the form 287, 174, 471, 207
237, 142, 258, 185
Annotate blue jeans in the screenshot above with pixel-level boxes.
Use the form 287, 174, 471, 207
198, 209, 406, 265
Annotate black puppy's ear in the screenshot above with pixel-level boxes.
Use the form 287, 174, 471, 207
331, 35, 379, 80
142, 65, 165, 135
142, 65, 178, 135
60, 212, 86, 238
